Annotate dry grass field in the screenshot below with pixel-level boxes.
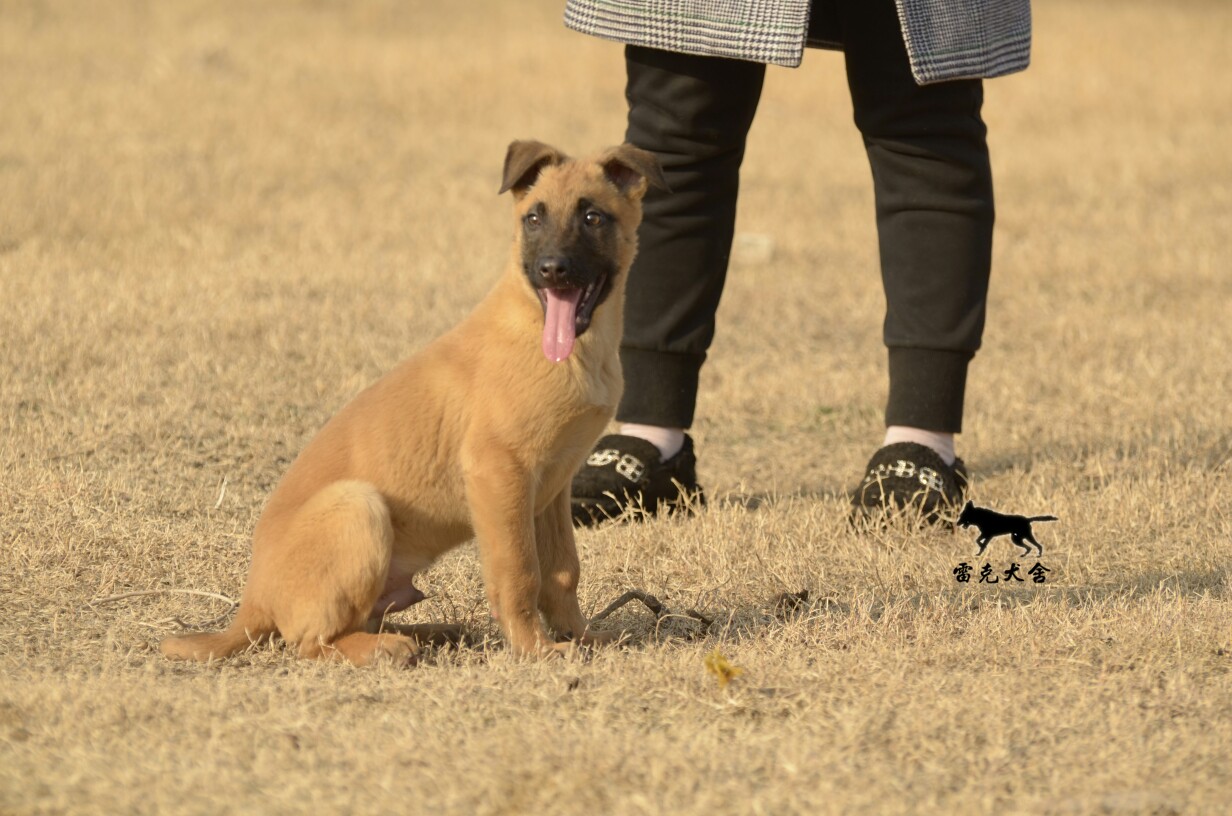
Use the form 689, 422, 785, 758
2, 0, 1230, 813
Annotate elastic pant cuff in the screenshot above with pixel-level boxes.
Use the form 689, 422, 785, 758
886, 348, 971, 433
616, 348, 704, 429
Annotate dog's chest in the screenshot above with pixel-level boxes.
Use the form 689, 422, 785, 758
571, 339, 623, 411
527, 402, 611, 510
492, 345, 613, 502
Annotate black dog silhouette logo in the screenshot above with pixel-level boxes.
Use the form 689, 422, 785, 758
956, 501, 1058, 557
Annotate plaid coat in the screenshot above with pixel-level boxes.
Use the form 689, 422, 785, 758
563, 0, 1031, 84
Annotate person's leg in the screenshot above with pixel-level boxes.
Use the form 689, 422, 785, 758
839, 0, 995, 520
619, 45, 766, 432
572, 46, 765, 525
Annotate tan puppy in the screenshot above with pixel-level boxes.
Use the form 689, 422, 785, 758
161, 141, 665, 665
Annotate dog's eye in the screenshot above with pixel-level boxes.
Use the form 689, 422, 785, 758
584, 211, 605, 228
525, 212, 541, 228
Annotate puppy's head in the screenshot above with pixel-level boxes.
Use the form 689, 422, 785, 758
499, 140, 667, 362
956, 500, 975, 526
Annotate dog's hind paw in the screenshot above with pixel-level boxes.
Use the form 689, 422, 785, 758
374, 634, 420, 666
321, 632, 420, 667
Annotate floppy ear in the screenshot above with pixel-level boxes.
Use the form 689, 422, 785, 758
599, 144, 669, 198
499, 140, 566, 198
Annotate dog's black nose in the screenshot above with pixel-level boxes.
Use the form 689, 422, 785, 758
536, 256, 570, 286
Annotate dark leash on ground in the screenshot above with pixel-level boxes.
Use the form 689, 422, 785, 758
589, 589, 714, 635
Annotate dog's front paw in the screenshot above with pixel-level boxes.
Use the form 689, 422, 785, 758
574, 627, 618, 647
504, 635, 572, 661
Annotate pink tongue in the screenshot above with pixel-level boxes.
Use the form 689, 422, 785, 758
542, 288, 582, 362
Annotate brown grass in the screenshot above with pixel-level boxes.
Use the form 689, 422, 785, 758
2, 1, 1230, 813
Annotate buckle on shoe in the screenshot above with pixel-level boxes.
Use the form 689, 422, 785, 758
862, 459, 946, 493
586, 448, 647, 482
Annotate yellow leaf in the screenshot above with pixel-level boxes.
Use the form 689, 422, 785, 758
704, 649, 744, 688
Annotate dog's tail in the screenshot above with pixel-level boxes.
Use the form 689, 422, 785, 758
160, 605, 274, 662
1029, 515, 1059, 523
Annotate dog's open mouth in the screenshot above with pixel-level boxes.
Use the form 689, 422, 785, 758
536, 274, 608, 363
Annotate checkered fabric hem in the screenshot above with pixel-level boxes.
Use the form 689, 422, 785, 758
896, 0, 1031, 84
565, 0, 1030, 82
565, 0, 811, 68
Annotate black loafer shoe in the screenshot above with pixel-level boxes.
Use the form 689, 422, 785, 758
850, 442, 968, 527
571, 434, 705, 527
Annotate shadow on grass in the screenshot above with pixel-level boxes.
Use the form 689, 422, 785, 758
967, 428, 1232, 482
712, 426, 1232, 509
581, 567, 1230, 650
715, 485, 848, 512
150, 568, 1226, 669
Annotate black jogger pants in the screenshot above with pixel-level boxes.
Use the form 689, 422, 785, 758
617, 0, 995, 433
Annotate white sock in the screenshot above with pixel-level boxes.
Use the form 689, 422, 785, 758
620, 423, 685, 460
883, 426, 956, 466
